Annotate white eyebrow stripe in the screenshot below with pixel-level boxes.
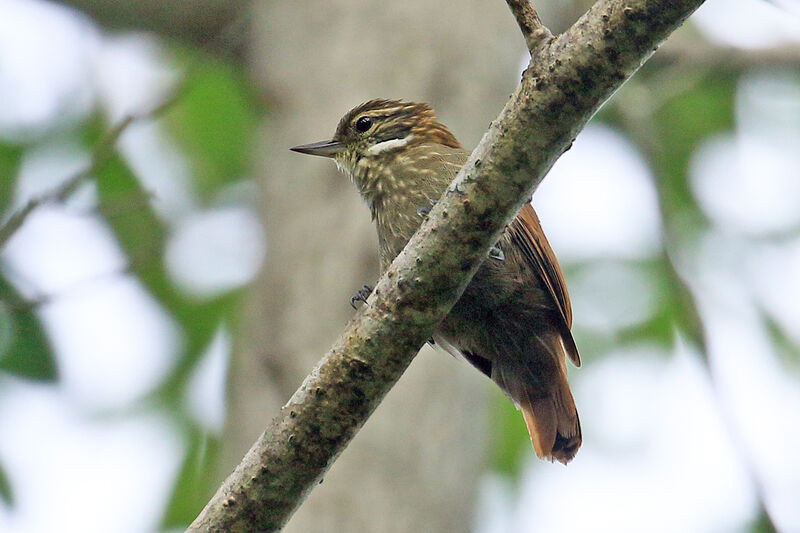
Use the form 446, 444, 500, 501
366, 135, 414, 155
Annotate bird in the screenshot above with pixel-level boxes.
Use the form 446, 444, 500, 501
291, 99, 581, 464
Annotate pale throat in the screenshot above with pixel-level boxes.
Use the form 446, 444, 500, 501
337, 135, 418, 209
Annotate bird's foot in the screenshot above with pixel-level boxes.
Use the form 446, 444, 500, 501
449, 183, 467, 196
350, 284, 374, 309
417, 198, 438, 218
489, 244, 505, 261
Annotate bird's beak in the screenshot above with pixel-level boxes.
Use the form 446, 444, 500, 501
290, 139, 344, 158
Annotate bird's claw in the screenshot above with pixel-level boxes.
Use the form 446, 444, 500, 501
489, 245, 505, 261
350, 284, 374, 309
449, 183, 466, 196
417, 198, 438, 218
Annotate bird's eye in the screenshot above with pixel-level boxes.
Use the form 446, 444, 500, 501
355, 116, 373, 133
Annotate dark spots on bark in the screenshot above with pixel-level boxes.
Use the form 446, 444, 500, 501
512, 144, 532, 169
345, 357, 374, 384
576, 65, 598, 93
547, 98, 564, 117
471, 208, 498, 236
637, 34, 656, 56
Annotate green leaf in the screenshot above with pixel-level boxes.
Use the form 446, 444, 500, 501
762, 313, 800, 370
653, 71, 737, 224
0, 274, 58, 381
615, 255, 706, 353
749, 507, 778, 533
0, 143, 24, 215
93, 150, 241, 402
161, 424, 220, 528
0, 460, 13, 506
489, 390, 531, 479
165, 56, 258, 200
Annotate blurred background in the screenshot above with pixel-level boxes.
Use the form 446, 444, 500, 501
0, 0, 799, 531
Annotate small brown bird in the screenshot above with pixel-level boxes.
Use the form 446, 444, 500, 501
291, 99, 581, 463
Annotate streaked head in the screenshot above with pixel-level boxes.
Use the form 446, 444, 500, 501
290, 99, 460, 176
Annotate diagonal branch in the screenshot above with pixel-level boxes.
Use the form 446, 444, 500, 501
187, 0, 707, 531
506, 0, 553, 52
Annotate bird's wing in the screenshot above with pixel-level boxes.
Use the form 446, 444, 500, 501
508, 203, 581, 366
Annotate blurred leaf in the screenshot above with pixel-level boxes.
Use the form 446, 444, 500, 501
665, 261, 707, 353
616, 309, 675, 349
78, 114, 107, 150
165, 56, 258, 200
0, 275, 57, 381
602, 73, 736, 354
614, 255, 707, 354
0, 460, 13, 506
93, 149, 241, 402
652, 71, 737, 221
762, 314, 800, 369
749, 507, 778, 533
161, 425, 220, 528
489, 390, 531, 480
0, 144, 24, 215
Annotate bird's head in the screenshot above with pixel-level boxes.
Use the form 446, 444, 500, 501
291, 99, 461, 179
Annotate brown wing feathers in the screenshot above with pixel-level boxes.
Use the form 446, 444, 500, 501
506, 203, 582, 463
508, 203, 581, 367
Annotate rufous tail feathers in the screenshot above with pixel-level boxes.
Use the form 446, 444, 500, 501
520, 376, 581, 465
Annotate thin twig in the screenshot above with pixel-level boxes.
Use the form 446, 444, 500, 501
506, 0, 553, 53
0, 81, 186, 252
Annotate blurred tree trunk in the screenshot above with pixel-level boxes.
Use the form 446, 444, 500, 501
225, 1, 523, 531
55, 0, 249, 55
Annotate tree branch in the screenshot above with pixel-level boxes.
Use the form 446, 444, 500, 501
506, 0, 552, 52
187, 0, 706, 530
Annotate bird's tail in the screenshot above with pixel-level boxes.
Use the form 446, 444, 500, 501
495, 336, 581, 465
519, 373, 581, 464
